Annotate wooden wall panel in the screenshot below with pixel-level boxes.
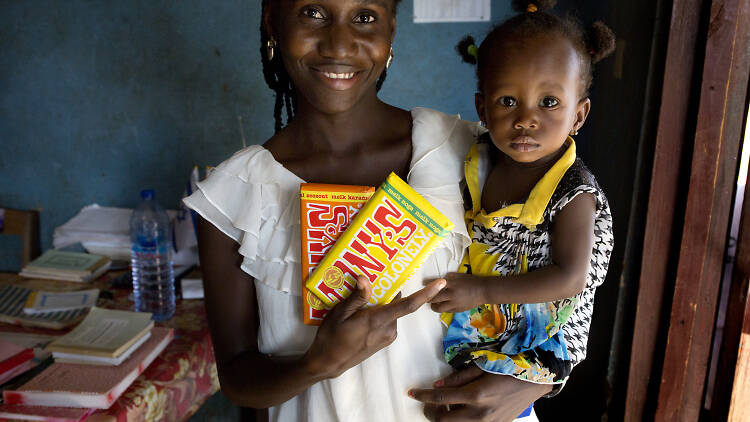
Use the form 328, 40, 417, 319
623, 1, 703, 419
654, 0, 750, 420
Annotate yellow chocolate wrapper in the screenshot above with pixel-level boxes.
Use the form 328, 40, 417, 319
305, 173, 454, 308
300, 183, 375, 325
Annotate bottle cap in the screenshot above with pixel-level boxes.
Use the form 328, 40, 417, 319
140, 189, 155, 200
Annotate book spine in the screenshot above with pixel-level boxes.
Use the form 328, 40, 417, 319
305, 173, 454, 309
2, 390, 109, 409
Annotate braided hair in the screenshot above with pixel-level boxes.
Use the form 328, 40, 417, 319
457, 0, 616, 98
260, 0, 403, 133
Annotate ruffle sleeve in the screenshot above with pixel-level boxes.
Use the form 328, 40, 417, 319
184, 109, 482, 297
182, 145, 304, 295
408, 107, 480, 266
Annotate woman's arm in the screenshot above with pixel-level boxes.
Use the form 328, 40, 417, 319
197, 216, 446, 408
197, 215, 321, 407
429, 193, 597, 312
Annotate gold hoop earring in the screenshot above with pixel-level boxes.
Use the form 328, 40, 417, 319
266, 38, 277, 61
386, 47, 394, 69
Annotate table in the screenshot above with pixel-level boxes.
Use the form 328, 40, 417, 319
0, 272, 219, 422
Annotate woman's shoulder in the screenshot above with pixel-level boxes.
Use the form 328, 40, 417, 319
210, 144, 301, 184
411, 107, 483, 148
408, 107, 483, 185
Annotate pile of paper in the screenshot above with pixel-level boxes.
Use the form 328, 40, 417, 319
53, 204, 133, 261
53, 204, 198, 266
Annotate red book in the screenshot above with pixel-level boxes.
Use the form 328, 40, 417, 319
0, 359, 37, 385
0, 340, 34, 375
3, 327, 173, 409
0, 404, 94, 422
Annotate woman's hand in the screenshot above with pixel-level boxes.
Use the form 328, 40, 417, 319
428, 273, 488, 313
305, 275, 447, 379
409, 365, 551, 422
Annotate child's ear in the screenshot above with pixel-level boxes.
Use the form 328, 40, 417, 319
475, 92, 486, 126
572, 98, 591, 134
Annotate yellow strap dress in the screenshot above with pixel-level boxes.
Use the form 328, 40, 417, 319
442, 136, 614, 388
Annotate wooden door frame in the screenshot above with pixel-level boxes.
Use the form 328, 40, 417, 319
712, 141, 750, 420
625, 0, 750, 420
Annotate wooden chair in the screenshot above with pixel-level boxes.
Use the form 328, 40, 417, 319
1, 208, 41, 268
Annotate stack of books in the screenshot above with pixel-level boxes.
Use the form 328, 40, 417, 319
19, 250, 111, 283
2, 308, 173, 409
45, 308, 154, 366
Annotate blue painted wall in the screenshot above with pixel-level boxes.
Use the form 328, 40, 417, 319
0, 0, 514, 262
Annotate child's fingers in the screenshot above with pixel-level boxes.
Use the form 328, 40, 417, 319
427, 288, 451, 304
422, 277, 445, 286
430, 301, 457, 313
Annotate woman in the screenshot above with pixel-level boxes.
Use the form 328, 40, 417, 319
185, 0, 551, 420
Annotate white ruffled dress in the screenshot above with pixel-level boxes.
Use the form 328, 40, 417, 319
184, 108, 480, 422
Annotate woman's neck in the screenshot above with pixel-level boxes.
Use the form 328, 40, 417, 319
263, 93, 412, 186
286, 95, 392, 155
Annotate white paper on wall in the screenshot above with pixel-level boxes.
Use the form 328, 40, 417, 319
414, 0, 491, 23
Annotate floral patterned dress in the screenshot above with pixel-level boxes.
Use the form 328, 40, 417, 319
442, 136, 614, 388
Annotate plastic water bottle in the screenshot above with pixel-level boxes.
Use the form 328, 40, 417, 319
130, 189, 175, 321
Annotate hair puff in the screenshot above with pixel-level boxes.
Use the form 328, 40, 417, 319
510, 0, 557, 13
587, 21, 616, 63
456, 35, 478, 65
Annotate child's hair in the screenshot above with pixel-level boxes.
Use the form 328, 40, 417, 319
260, 0, 403, 132
457, 0, 616, 98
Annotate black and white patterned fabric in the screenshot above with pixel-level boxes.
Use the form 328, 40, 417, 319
465, 157, 614, 366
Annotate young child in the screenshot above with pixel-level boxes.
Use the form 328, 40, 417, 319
431, 0, 616, 395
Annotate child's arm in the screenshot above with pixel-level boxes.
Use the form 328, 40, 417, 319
430, 192, 597, 312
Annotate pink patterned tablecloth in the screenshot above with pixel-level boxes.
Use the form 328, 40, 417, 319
0, 272, 219, 422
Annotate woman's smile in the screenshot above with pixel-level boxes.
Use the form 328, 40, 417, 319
310, 66, 363, 90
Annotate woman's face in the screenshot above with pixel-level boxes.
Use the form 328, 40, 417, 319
268, 0, 396, 115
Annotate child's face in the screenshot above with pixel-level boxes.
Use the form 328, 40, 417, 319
475, 36, 590, 164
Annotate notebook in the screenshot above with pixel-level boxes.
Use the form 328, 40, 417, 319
0, 284, 88, 329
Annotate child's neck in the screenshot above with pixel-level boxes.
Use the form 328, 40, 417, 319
481, 145, 567, 211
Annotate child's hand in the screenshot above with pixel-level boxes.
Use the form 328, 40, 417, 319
428, 273, 487, 313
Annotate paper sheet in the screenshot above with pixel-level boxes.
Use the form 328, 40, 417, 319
414, 0, 490, 23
